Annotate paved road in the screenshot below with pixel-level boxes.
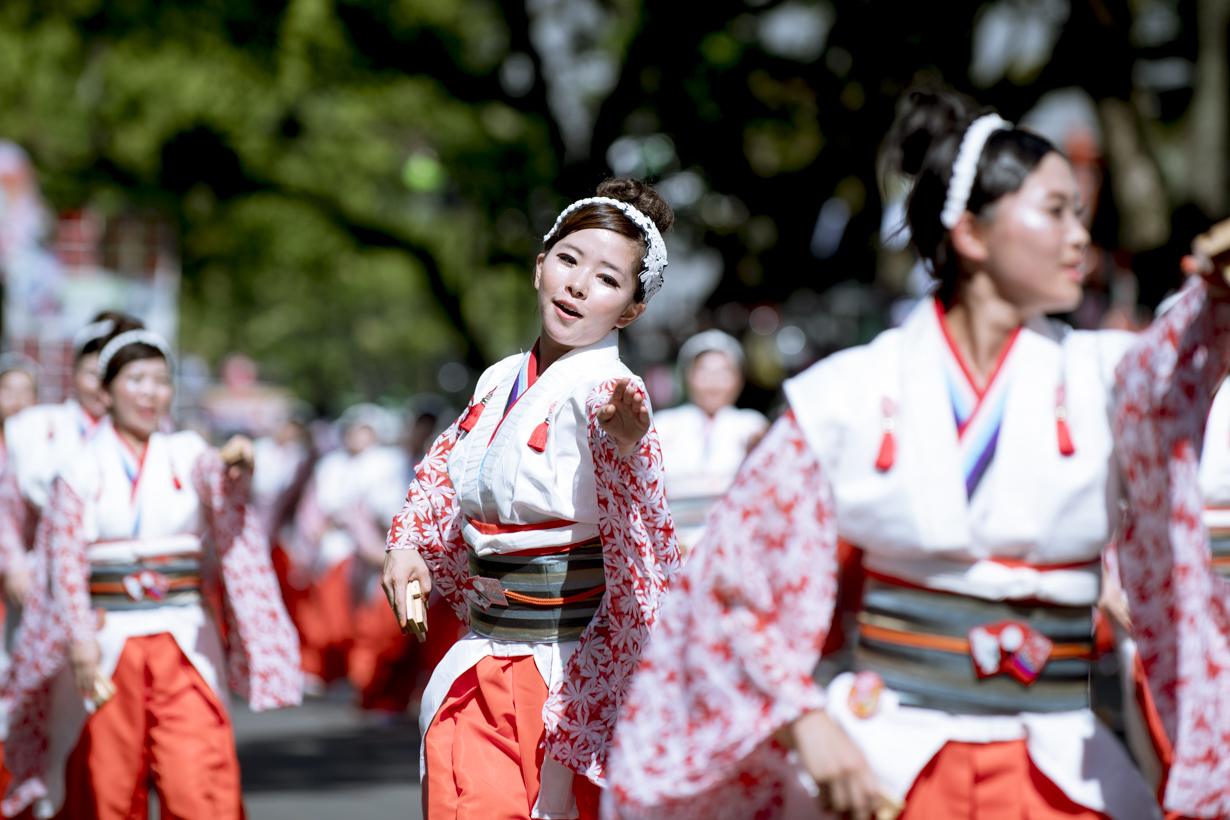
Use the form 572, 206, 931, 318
233, 686, 423, 820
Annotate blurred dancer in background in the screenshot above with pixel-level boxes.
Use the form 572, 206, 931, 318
0, 356, 37, 467
382, 178, 680, 819
2, 327, 301, 820
0, 313, 143, 612
606, 88, 1216, 820
654, 330, 766, 555
290, 403, 407, 700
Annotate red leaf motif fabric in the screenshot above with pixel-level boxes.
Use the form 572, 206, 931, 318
2, 452, 301, 817
386, 377, 680, 784
605, 411, 836, 819
1113, 277, 1230, 818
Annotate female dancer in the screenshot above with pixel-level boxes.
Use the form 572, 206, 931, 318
606, 88, 1230, 820
2, 328, 301, 819
654, 330, 766, 554
382, 178, 680, 819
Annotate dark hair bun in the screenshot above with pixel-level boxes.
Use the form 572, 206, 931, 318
595, 178, 675, 237
882, 87, 985, 179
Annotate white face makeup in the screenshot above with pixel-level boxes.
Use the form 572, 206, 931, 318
74, 352, 107, 420
977, 152, 1091, 316
105, 357, 173, 444
534, 228, 647, 357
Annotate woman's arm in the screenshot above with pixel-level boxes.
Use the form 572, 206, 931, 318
193, 445, 302, 711
383, 410, 470, 629
41, 477, 96, 697
1113, 275, 1230, 817
604, 411, 842, 819
0, 468, 32, 605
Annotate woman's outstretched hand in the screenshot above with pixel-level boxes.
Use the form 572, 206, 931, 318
597, 377, 650, 458
382, 549, 433, 635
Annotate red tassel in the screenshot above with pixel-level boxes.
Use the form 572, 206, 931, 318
459, 387, 497, 433
1056, 415, 1075, 456
875, 429, 895, 472
458, 402, 484, 432
172, 474, 182, 490
527, 418, 550, 452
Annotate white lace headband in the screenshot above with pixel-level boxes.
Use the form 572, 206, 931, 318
940, 113, 1011, 230
72, 319, 116, 355
543, 196, 668, 302
97, 330, 174, 379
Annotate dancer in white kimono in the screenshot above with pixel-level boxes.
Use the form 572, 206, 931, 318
654, 330, 766, 553
0, 314, 143, 611
2, 328, 301, 820
382, 178, 680, 819
606, 87, 1230, 820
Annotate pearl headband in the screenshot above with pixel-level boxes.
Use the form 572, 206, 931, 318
72, 319, 116, 356
97, 330, 174, 379
543, 196, 668, 302
940, 114, 1011, 230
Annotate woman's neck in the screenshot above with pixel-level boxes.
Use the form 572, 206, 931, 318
942, 272, 1028, 387
535, 332, 572, 376
114, 422, 150, 458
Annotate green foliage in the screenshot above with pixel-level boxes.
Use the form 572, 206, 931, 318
0, 0, 556, 412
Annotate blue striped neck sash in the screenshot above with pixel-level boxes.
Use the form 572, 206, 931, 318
935, 300, 1021, 498
486, 341, 541, 447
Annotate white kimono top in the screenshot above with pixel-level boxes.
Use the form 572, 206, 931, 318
2, 419, 302, 818
0, 401, 103, 570
607, 281, 1230, 820
387, 330, 679, 803
654, 403, 767, 549
291, 444, 407, 576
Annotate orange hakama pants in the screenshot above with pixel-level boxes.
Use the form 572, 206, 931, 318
57, 633, 242, 820
900, 740, 1109, 820
423, 655, 599, 820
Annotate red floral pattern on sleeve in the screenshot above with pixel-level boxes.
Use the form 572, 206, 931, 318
192, 450, 302, 711
385, 409, 471, 625
605, 411, 836, 819
540, 377, 681, 785
0, 468, 34, 575
1113, 276, 1230, 818
2, 478, 87, 816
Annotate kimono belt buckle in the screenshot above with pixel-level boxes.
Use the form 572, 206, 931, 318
122, 570, 172, 603
968, 620, 1054, 686
462, 576, 509, 611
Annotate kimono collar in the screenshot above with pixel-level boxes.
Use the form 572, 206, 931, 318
542, 328, 621, 373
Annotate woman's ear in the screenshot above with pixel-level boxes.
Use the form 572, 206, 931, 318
615, 300, 647, 329
949, 211, 990, 267
533, 253, 545, 291
100, 389, 113, 411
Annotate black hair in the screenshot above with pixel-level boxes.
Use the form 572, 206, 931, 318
543, 178, 674, 303
881, 87, 1060, 304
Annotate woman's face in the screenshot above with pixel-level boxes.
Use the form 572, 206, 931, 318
105, 357, 172, 442
534, 228, 647, 352
0, 369, 36, 423
688, 351, 743, 417
73, 352, 107, 419
975, 152, 1091, 315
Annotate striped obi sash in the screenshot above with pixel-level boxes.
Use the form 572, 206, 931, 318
87, 534, 203, 611
464, 539, 606, 643
1204, 508, 1230, 577
855, 575, 1096, 715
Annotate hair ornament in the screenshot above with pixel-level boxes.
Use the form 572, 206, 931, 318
940, 113, 1012, 230
0, 351, 40, 381
543, 196, 668, 302
97, 330, 174, 379
73, 320, 116, 355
